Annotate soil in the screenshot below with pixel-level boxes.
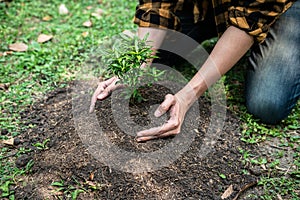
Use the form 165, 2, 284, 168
12, 83, 263, 200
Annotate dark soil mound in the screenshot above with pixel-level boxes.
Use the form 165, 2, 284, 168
15, 83, 259, 200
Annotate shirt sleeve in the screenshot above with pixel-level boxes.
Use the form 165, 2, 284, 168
228, 0, 295, 43
133, 0, 181, 31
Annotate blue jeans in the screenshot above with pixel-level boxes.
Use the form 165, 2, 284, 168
246, 1, 300, 124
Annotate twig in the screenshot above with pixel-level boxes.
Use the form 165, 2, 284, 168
269, 144, 289, 150
0, 152, 17, 160
281, 165, 292, 176
233, 180, 258, 200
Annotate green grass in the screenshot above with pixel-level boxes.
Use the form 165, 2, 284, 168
0, 0, 136, 138
224, 59, 300, 199
0, 0, 137, 199
0, 0, 299, 199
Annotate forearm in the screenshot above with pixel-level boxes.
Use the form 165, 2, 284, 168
179, 26, 254, 106
138, 27, 166, 60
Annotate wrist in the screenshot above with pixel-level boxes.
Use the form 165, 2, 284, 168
176, 85, 200, 109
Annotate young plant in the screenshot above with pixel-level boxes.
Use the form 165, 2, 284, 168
32, 138, 50, 150
95, 32, 164, 102
51, 179, 85, 200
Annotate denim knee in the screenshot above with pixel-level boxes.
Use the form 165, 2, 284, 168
245, 1, 300, 124
246, 95, 289, 125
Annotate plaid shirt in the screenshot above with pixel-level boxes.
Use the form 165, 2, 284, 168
134, 0, 295, 43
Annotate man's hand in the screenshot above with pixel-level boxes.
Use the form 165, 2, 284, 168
89, 76, 123, 113
136, 93, 189, 142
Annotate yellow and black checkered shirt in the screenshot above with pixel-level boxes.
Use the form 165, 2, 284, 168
134, 0, 295, 43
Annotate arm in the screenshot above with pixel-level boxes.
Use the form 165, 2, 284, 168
138, 27, 166, 50
179, 26, 254, 106
137, 26, 254, 141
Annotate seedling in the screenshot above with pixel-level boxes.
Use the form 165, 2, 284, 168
16, 147, 32, 156
94, 32, 165, 102
219, 173, 226, 179
32, 138, 50, 150
51, 179, 86, 200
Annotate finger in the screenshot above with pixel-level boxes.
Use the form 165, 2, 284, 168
89, 84, 105, 113
89, 77, 117, 113
94, 77, 117, 101
157, 129, 180, 138
136, 102, 180, 140
97, 77, 121, 100
136, 135, 157, 142
136, 130, 179, 142
94, 77, 117, 99
105, 76, 118, 84
136, 117, 180, 138
137, 127, 180, 142
154, 94, 175, 117
89, 99, 96, 113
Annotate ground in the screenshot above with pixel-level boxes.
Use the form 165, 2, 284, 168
11, 84, 261, 200
0, 0, 299, 199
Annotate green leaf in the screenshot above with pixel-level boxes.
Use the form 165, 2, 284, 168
219, 174, 226, 179
71, 189, 84, 200
51, 181, 65, 187
0, 181, 11, 195
134, 39, 139, 52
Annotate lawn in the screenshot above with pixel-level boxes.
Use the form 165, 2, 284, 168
0, 0, 299, 199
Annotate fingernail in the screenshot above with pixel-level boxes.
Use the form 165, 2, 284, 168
97, 94, 104, 99
154, 110, 161, 117
136, 137, 146, 142
89, 105, 94, 113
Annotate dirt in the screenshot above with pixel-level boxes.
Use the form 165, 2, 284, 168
12, 83, 263, 200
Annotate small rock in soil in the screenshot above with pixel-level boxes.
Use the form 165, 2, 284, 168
13, 138, 22, 146
15, 155, 32, 168
249, 166, 262, 176
1, 129, 8, 135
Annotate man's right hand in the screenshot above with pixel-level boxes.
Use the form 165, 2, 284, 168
89, 76, 123, 113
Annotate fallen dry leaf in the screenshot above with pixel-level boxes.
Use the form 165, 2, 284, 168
221, 184, 234, 199
86, 181, 96, 187
1, 138, 14, 146
85, 181, 104, 190
0, 83, 10, 90
82, 31, 89, 37
59, 4, 69, 15
91, 13, 100, 18
95, 8, 104, 15
42, 15, 52, 21
89, 172, 94, 181
91, 8, 104, 18
86, 5, 93, 10
29, 27, 36, 31
277, 193, 283, 200
83, 20, 92, 27
37, 34, 53, 43
8, 42, 28, 52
